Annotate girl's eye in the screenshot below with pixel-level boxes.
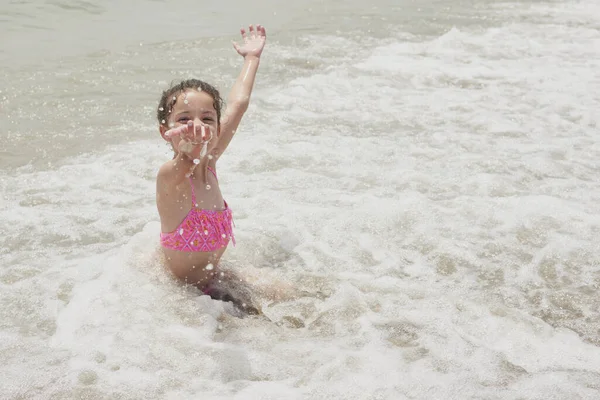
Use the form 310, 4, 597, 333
178, 117, 190, 122
203, 118, 214, 122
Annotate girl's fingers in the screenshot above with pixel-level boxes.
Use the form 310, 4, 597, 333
165, 124, 183, 138
240, 27, 247, 42
197, 123, 204, 141
180, 121, 192, 141
179, 124, 189, 137
176, 124, 188, 136
168, 122, 209, 160
192, 124, 202, 141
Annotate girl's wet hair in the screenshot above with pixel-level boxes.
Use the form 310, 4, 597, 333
157, 79, 224, 127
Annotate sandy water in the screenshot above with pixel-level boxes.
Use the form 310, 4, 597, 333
1, 0, 600, 399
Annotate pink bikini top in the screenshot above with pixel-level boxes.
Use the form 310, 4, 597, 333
160, 167, 235, 252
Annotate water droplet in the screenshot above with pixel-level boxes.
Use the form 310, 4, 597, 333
172, 96, 177, 101
159, 107, 164, 111
184, 99, 189, 104
205, 264, 214, 271
221, 234, 226, 238
193, 158, 200, 165
204, 230, 209, 235
197, 87, 203, 91
161, 119, 165, 124
208, 155, 213, 160
192, 265, 196, 269
179, 229, 184, 235
206, 184, 211, 190
169, 122, 175, 128
195, 203, 199, 207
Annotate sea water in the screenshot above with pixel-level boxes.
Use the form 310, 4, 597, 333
1, 0, 599, 399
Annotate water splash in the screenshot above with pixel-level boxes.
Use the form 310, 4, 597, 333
200, 142, 208, 158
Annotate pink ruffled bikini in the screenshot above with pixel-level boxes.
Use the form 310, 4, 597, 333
160, 166, 235, 252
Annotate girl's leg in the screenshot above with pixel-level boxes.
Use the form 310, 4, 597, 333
203, 268, 260, 315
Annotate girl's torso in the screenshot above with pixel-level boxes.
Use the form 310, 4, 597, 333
159, 165, 225, 232
157, 165, 234, 285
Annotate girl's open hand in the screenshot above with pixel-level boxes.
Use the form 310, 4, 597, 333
233, 24, 266, 58
165, 121, 210, 160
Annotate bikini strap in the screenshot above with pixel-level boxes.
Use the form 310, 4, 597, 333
188, 176, 197, 205
189, 167, 217, 205
207, 166, 218, 181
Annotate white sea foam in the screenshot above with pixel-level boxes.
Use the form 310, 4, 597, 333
1, 0, 600, 399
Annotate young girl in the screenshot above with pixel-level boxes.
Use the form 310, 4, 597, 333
155, 25, 266, 312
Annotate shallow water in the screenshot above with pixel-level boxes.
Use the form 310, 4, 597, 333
1, 0, 600, 399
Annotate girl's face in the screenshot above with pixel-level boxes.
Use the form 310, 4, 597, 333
161, 89, 220, 150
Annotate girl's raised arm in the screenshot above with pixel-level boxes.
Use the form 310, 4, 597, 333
213, 24, 266, 159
